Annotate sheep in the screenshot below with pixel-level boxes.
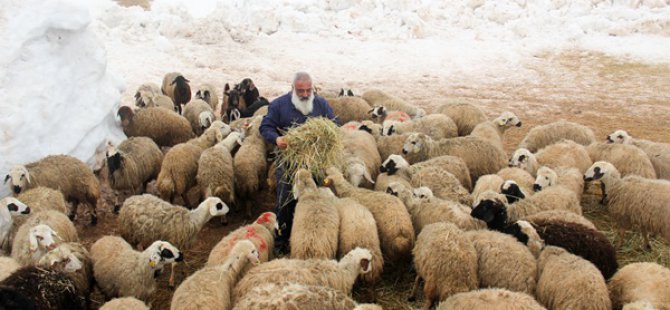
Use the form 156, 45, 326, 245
171, 240, 259, 310
464, 229, 537, 294
134, 82, 161, 108
15, 186, 67, 216
232, 282, 362, 310
333, 197, 383, 285
382, 113, 458, 140
206, 212, 277, 278
437, 288, 546, 310
587, 143, 657, 178
518, 120, 596, 153
105, 137, 163, 213
535, 246, 611, 310
234, 116, 268, 218
156, 121, 230, 206
117, 106, 195, 147
290, 169, 340, 260
341, 128, 381, 188
37, 242, 93, 305
0, 257, 20, 282
608, 129, 670, 180
161, 72, 191, 114
182, 99, 215, 136
584, 161, 670, 248
469, 111, 522, 151
496, 167, 536, 196
5, 154, 100, 225
381, 153, 472, 192
194, 83, 219, 112
523, 210, 596, 230
434, 101, 488, 136
99, 297, 149, 310
533, 166, 584, 201
326, 96, 372, 124
368, 106, 413, 124
90, 236, 182, 301
0, 266, 85, 310
323, 167, 414, 263
232, 247, 373, 302
471, 174, 505, 204
402, 133, 508, 184
11, 210, 78, 266
361, 89, 425, 118
608, 262, 670, 310
0, 197, 30, 253
410, 222, 478, 310
235, 78, 260, 111
510, 140, 593, 175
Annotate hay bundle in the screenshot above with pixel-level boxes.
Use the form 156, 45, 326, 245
277, 117, 344, 182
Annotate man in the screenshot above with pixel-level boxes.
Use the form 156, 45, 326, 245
259, 72, 338, 254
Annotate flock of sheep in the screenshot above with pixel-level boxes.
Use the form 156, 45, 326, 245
0, 71, 668, 310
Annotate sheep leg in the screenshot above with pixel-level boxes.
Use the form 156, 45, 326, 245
643, 232, 652, 251
408, 275, 421, 302
169, 262, 176, 288
69, 199, 79, 222
616, 228, 625, 248
88, 201, 98, 226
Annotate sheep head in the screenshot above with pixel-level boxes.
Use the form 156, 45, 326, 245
255, 212, 279, 236
117, 106, 135, 127
584, 161, 619, 182
385, 182, 410, 200
195, 87, 211, 103
402, 133, 427, 155
147, 241, 183, 267
1, 197, 30, 215
606, 129, 632, 144
232, 239, 260, 266
38, 245, 83, 273
338, 88, 354, 97
471, 192, 508, 231
105, 145, 124, 179
345, 159, 374, 187
367, 106, 387, 120
509, 148, 534, 171
501, 180, 526, 204
292, 169, 317, 200
342, 247, 373, 275
199, 111, 214, 131
5, 165, 30, 195
380, 154, 410, 175
382, 120, 399, 136
28, 224, 59, 253
200, 197, 229, 217
496, 111, 522, 128
412, 187, 433, 202
534, 166, 558, 192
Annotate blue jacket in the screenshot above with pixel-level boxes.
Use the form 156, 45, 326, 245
260, 92, 338, 145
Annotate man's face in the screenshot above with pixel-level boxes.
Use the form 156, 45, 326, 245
293, 80, 313, 101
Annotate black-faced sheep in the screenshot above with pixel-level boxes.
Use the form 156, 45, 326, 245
382, 113, 458, 140
236, 78, 260, 111
117, 106, 195, 147
182, 99, 215, 136
608, 129, 670, 180
161, 72, 191, 114
0, 197, 30, 253
5, 154, 100, 225
361, 89, 425, 118
437, 288, 546, 310
586, 142, 657, 178
326, 96, 373, 124
381, 153, 472, 192
434, 101, 488, 136
608, 262, 670, 310
469, 111, 522, 151
518, 120, 596, 153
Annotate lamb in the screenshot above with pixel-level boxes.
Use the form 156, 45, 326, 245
90, 236, 182, 301
182, 99, 215, 136
410, 222, 478, 310
518, 120, 596, 153
37, 242, 94, 305
105, 137, 163, 213
194, 83, 219, 112
232, 282, 367, 310
608, 262, 670, 310
509, 140, 593, 175
533, 166, 584, 201
535, 246, 611, 310
402, 133, 508, 184
161, 72, 191, 114
434, 101, 488, 136
341, 128, 381, 188
232, 247, 373, 302
0, 266, 85, 310
382, 113, 458, 140
290, 169, 340, 260
586, 143, 657, 178
584, 161, 670, 248
234, 116, 268, 218
381, 153, 472, 192
469, 111, 522, 151
437, 288, 546, 310
11, 210, 79, 265
0, 257, 20, 282
326, 96, 372, 124
134, 82, 161, 108
608, 129, 670, 180
156, 121, 230, 206
324, 167, 414, 263
117, 106, 195, 147
361, 89, 425, 118
5, 154, 100, 225
99, 297, 150, 310
0, 197, 30, 253
171, 240, 259, 310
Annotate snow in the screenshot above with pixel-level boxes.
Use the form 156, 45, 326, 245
1, 0, 669, 196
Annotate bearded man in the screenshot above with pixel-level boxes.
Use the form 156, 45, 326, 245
259, 72, 338, 255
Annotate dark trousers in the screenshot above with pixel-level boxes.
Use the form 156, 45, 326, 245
275, 163, 297, 248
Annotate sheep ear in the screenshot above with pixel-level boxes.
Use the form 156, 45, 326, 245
25, 173, 30, 184
3, 175, 9, 184
498, 118, 507, 126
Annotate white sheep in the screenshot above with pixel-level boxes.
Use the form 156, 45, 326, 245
183, 99, 215, 136
381, 153, 472, 192
608, 262, 670, 310
232, 247, 373, 302
469, 111, 522, 151
11, 210, 78, 265
5, 154, 100, 225
533, 166, 584, 201
523, 210, 596, 230
471, 174, 505, 204
232, 282, 375, 310
518, 120, 596, 153
324, 167, 414, 263
290, 169, 340, 260
170, 240, 259, 310
382, 113, 458, 140
361, 89, 425, 118
341, 128, 381, 188
434, 101, 488, 136
535, 246, 611, 310
117, 106, 195, 147
325, 96, 373, 124
0, 256, 20, 282
504, 181, 582, 221
608, 129, 670, 180
411, 222, 478, 310
584, 161, 670, 248
587, 142, 657, 179
0, 197, 30, 254
437, 288, 546, 310
90, 236, 182, 301
15, 186, 68, 217
99, 297, 149, 310
194, 83, 219, 112
509, 139, 593, 175
161, 72, 191, 114
233, 116, 268, 218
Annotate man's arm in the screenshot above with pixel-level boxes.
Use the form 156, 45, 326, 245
259, 102, 281, 145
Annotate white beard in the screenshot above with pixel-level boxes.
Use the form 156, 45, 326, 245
291, 91, 314, 115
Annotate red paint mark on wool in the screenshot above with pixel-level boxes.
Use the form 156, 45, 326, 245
243, 226, 268, 252
256, 212, 272, 224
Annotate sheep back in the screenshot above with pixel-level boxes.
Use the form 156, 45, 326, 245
435, 101, 487, 136
437, 288, 546, 310
587, 143, 656, 178
0, 257, 20, 282
108, 137, 163, 193
519, 121, 596, 153
523, 210, 596, 230
119, 106, 195, 147
232, 282, 359, 310
410, 155, 472, 191
207, 224, 273, 269
409, 197, 485, 234
156, 143, 202, 203
508, 185, 582, 222
608, 262, 670, 310
535, 139, 593, 173
13, 187, 68, 234
99, 297, 149, 310
234, 129, 267, 198
633, 139, 670, 179
327, 96, 372, 124
497, 167, 535, 193
197, 145, 235, 204
393, 114, 458, 140
335, 198, 383, 284
290, 191, 340, 260
411, 168, 471, 206
361, 89, 422, 117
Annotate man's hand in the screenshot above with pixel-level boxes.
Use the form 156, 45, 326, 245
276, 136, 288, 149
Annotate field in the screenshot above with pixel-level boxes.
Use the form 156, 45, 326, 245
77, 51, 670, 309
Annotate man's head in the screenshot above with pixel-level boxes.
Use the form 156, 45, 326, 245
291, 72, 315, 115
